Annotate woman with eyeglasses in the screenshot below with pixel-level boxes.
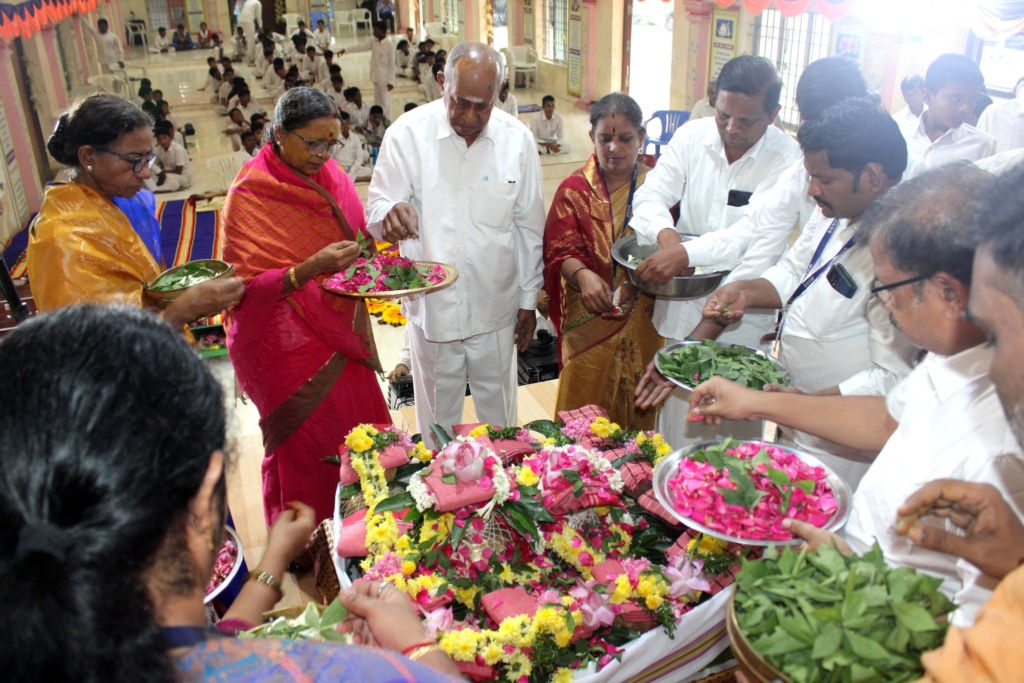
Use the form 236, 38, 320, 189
27, 93, 243, 326
222, 87, 392, 526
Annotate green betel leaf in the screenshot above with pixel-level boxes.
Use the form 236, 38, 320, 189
891, 601, 941, 632
374, 491, 415, 513
441, 474, 457, 485
319, 598, 348, 628
844, 630, 893, 661
428, 423, 452, 447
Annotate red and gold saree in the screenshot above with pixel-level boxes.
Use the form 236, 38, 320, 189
543, 154, 663, 430
223, 146, 391, 524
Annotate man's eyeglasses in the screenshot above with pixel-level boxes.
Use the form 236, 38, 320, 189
287, 130, 342, 157
870, 273, 932, 306
96, 148, 158, 174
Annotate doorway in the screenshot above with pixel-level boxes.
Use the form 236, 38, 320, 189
625, 0, 674, 120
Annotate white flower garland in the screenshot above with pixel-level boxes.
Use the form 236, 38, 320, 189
408, 470, 437, 512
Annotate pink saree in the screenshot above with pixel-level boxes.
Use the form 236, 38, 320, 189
223, 146, 391, 524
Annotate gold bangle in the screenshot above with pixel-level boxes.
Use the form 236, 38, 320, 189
407, 644, 446, 662
288, 267, 300, 290
570, 265, 588, 289
246, 570, 283, 595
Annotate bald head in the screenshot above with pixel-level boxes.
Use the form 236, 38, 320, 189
442, 42, 504, 146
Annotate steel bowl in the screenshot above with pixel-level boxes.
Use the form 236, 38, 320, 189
144, 259, 235, 308
611, 234, 730, 299
654, 339, 791, 397
651, 439, 853, 546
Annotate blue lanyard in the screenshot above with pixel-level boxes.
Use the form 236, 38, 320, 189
786, 218, 856, 306
599, 162, 639, 284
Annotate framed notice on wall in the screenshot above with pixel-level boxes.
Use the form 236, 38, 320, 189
523, 0, 533, 46
709, 8, 738, 84
567, 1, 582, 97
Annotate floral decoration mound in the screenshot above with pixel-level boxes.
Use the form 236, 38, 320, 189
666, 440, 838, 542
324, 252, 447, 295
333, 407, 746, 683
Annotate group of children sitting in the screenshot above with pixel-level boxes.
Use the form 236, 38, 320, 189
135, 78, 194, 193
151, 21, 213, 53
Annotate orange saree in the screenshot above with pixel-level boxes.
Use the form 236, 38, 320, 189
223, 146, 391, 524
543, 154, 663, 430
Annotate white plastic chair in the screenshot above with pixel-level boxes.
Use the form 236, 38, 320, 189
206, 151, 251, 192
283, 13, 303, 38
501, 46, 537, 91
334, 10, 357, 37
127, 22, 148, 51
87, 74, 130, 97
354, 9, 372, 31
424, 22, 444, 40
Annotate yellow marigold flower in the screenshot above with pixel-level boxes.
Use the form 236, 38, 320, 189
637, 576, 657, 598
561, 595, 576, 608
367, 523, 392, 546
544, 436, 557, 446
412, 442, 433, 462
497, 615, 531, 646
441, 631, 477, 661
610, 575, 633, 604
345, 428, 373, 453
401, 560, 417, 576
554, 629, 572, 648
533, 606, 561, 633
482, 642, 504, 666
635, 432, 648, 445
395, 536, 412, 554
687, 534, 728, 556
645, 594, 665, 610
364, 424, 379, 436
553, 668, 575, 683
499, 564, 514, 583
516, 466, 540, 487
507, 653, 533, 678
454, 585, 480, 608
590, 416, 613, 438
469, 424, 491, 438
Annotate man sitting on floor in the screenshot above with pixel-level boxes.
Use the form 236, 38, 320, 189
530, 95, 571, 155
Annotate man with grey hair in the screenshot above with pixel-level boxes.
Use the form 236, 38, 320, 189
366, 42, 546, 443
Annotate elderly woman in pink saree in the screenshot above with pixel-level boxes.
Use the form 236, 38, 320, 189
223, 88, 391, 524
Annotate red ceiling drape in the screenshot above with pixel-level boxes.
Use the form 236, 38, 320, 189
0, 0, 102, 42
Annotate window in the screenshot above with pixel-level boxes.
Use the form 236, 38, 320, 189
753, 9, 832, 128
540, 0, 568, 64
443, 0, 462, 35
977, 31, 1024, 95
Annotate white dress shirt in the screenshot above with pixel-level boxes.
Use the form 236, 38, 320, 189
529, 110, 565, 145
85, 24, 125, 66
313, 28, 332, 53
239, 0, 261, 25
901, 117, 997, 168
629, 118, 801, 342
371, 35, 396, 86
976, 96, 1024, 154
238, 102, 266, 123
331, 133, 370, 177
844, 344, 1024, 626
154, 33, 172, 51
343, 101, 371, 130
155, 141, 192, 184
892, 105, 922, 130
327, 88, 346, 109
762, 210, 913, 396
498, 93, 518, 118
366, 101, 546, 342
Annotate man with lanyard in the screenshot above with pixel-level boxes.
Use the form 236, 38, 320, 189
628, 55, 800, 446
366, 42, 545, 445
698, 98, 916, 487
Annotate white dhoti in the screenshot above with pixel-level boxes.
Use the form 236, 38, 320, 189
241, 20, 257, 64
373, 82, 392, 121
153, 173, 191, 193
409, 322, 519, 446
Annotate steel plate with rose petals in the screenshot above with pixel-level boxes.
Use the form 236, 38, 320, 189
652, 440, 852, 546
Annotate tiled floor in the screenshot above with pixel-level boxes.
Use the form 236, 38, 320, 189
122, 35, 600, 599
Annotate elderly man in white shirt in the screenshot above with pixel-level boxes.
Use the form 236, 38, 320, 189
366, 42, 546, 444
85, 18, 125, 74
692, 99, 916, 487
238, 0, 261, 64
900, 54, 996, 167
529, 95, 571, 154
629, 55, 801, 448
976, 80, 1024, 154
689, 163, 1024, 627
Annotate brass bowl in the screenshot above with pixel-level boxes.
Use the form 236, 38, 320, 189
611, 234, 730, 299
144, 259, 235, 307
727, 594, 791, 683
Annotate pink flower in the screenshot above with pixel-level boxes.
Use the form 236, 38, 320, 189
578, 551, 595, 567
422, 606, 454, 638
439, 439, 488, 483
572, 583, 616, 631
664, 556, 711, 601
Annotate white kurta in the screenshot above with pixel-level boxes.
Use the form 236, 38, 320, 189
239, 0, 261, 62
629, 118, 802, 344
498, 93, 518, 118
344, 101, 371, 130
365, 101, 545, 435
976, 96, 1024, 154
154, 141, 192, 191
844, 344, 1024, 626
689, 97, 716, 120
900, 117, 997, 168
85, 23, 124, 73
312, 28, 332, 53
331, 133, 371, 180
